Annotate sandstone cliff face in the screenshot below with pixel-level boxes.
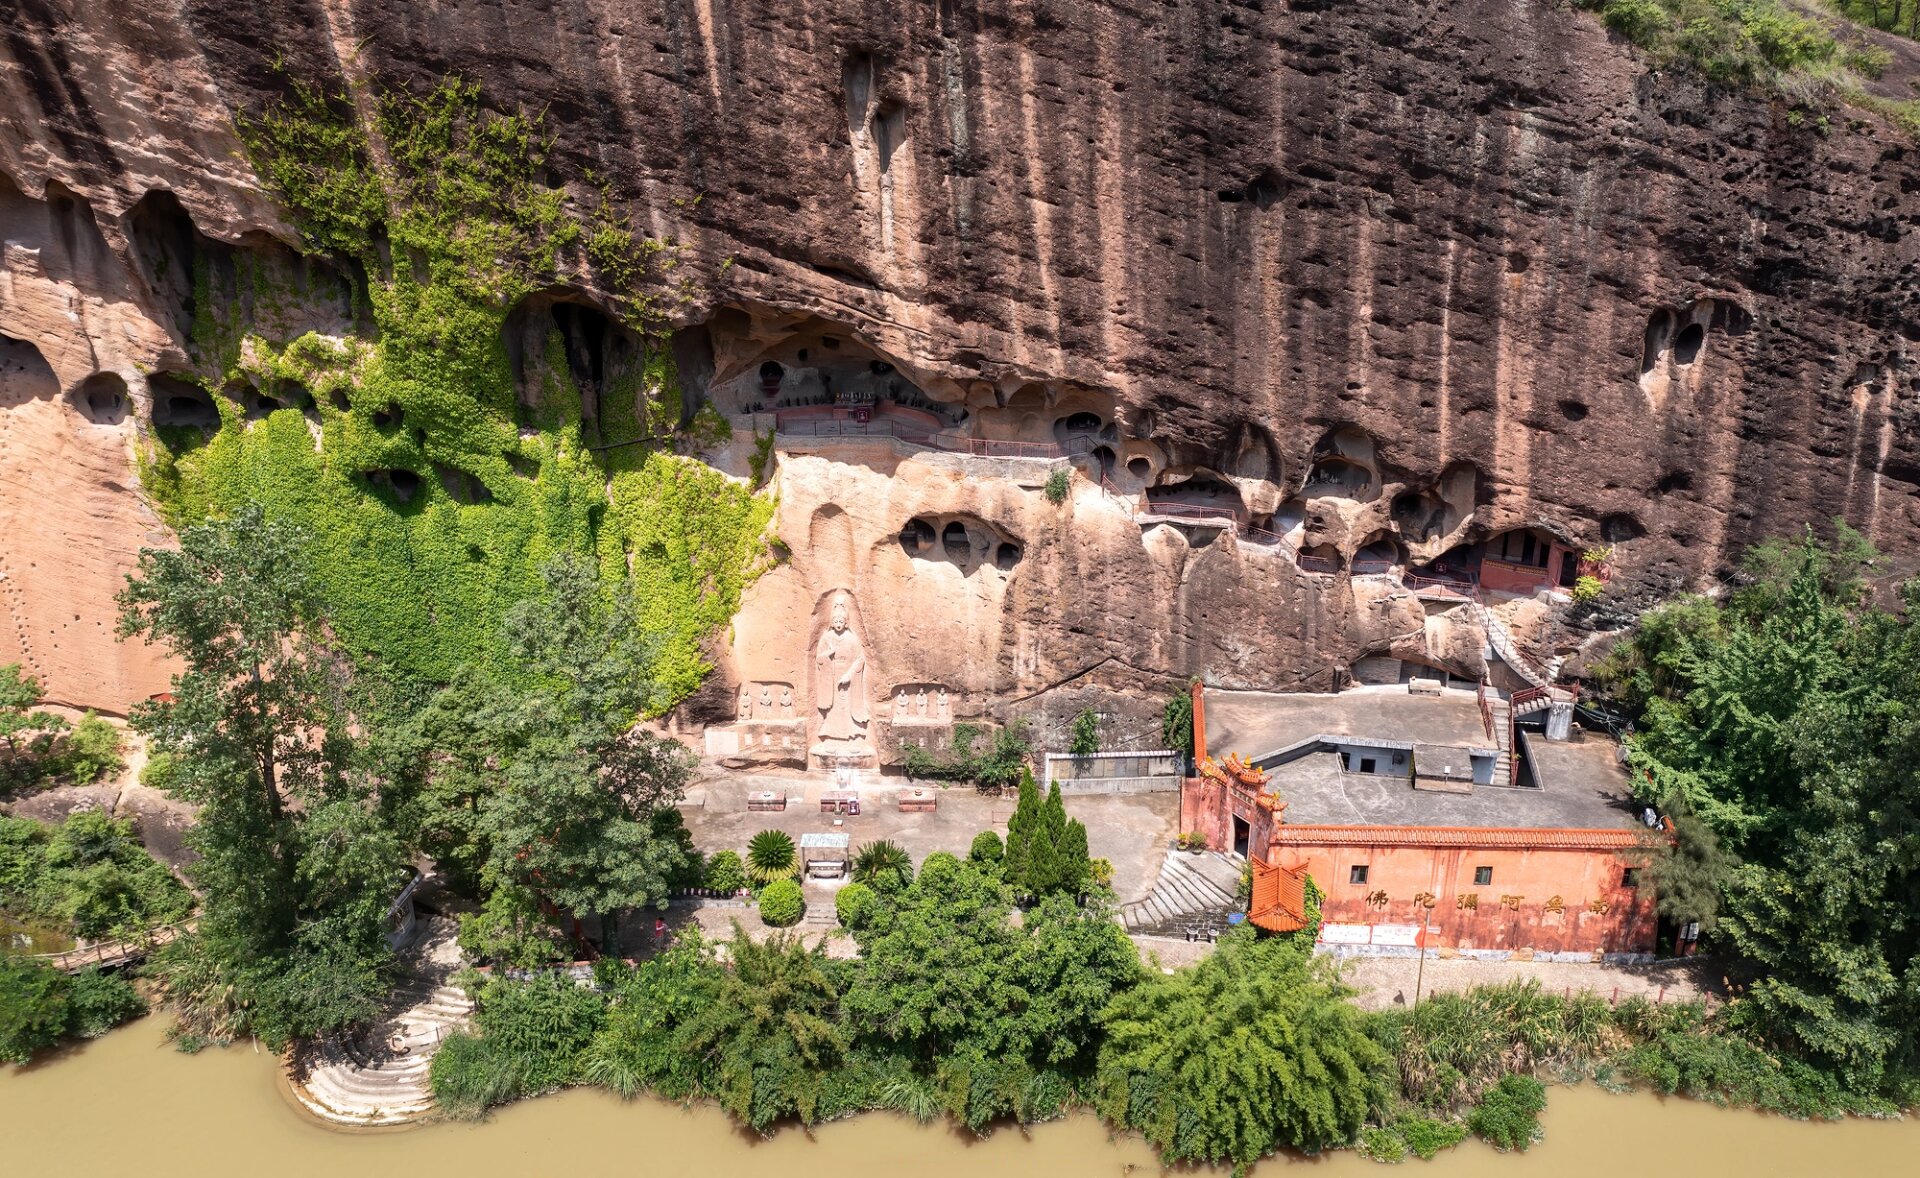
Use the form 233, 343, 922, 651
2, 0, 1917, 727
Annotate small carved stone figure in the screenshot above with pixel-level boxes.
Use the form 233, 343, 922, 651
937, 688, 950, 720
738, 685, 753, 721
759, 685, 773, 712
916, 687, 928, 717
895, 688, 909, 719
779, 686, 795, 717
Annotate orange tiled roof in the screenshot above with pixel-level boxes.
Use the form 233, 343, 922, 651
1270, 824, 1644, 851
1248, 855, 1309, 933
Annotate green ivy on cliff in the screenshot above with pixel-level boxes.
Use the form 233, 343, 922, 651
143, 76, 768, 700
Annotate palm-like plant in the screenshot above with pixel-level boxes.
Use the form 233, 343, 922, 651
746, 829, 797, 883
852, 839, 914, 893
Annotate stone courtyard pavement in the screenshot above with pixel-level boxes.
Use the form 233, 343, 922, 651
678, 767, 1179, 906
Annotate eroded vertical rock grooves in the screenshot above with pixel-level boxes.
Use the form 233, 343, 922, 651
1, 0, 1916, 735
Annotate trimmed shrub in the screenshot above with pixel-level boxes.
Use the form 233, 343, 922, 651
968, 830, 1004, 868
758, 878, 804, 927
703, 849, 747, 894
836, 881, 879, 929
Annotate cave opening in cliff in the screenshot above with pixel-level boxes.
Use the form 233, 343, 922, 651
1227, 421, 1280, 482
226, 379, 285, 422
148, 374, 217, 429
1304, 426, 1378, 500
1354, 533, 1407, 573
702, 310, 948, 424
1601, 513, 1646, 543
74, 373, 128, 425
1146, 472, 1244, 519
373, 404, 403, 430
1391, 490, 1444, 542
361, 468, 421, 505
1672, 322, 1705, 366
1304, 455, 1371, 498
275, 379, 315, 411
330, 390, 352, 413
1127, 456, 1151, 480
127, 189, 200, 344
503, 288, 650, 433
1053, 410, 1104, 450
995, 542, 1021, 570
435, 462, 494, 505
942, 521, 971, 559
900, 517, 936, 556
1298, 542, 1343, 573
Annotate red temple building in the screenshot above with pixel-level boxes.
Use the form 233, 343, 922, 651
1181, 680, 1659, 962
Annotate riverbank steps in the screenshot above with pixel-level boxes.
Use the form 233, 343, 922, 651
286, 918, 472, 1125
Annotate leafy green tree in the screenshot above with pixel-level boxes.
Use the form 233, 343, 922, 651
967, 830, 1003, 872
1003, 770, 1040, 889
1056, 816, 1091, 894
0, 954, 72, 1065
836, 881, 880, 929
1604, 536, 1920, 1091
673, 928, 845, 1128
432, 971, 607, 1117
841, 854, 1139, 1128
442, 555, 695, 952
1068, 708, 1101, 756
117, 506, 402, 1047
852, 840, 913, 894
1096, 933, 1387, 1167
1642, 807, 1735, 937
583, 926, 847, 1128
0, 663, 68, 789
844, 853, 1027, 1061
703, 849, 747, 894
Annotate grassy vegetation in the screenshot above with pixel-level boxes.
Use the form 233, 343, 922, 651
146, 75, 770, 703
0, 811, 192, 941
1578, 0, 1920, 134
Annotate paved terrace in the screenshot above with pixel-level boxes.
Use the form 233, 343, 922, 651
1206, 685, 1492, 756
1205, 686, 1640, 831
679, 769, 1177, 905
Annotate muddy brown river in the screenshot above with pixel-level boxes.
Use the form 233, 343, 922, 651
4, 1017, 1915, 1176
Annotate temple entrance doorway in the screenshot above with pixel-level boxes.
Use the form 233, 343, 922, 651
1231, 815, 1251, 858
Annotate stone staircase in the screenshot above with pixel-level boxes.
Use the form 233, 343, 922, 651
1472, 601, 1561, 688
287, 918, 473, 1126
1485, 693, 1514, 783
1121, 850, 1243, 935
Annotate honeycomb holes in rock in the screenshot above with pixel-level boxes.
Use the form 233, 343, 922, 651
147, 374, 217, 428
74, 372, 129, 425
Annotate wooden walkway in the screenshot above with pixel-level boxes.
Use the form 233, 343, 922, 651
28, 921, 190, 974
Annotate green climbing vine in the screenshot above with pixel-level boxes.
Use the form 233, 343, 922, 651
142, 74, 769, 702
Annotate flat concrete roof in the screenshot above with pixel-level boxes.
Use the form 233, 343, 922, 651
1204, 687, 1640, 831
1269, 744, 1639, 830
1206, 686, 1492, 758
